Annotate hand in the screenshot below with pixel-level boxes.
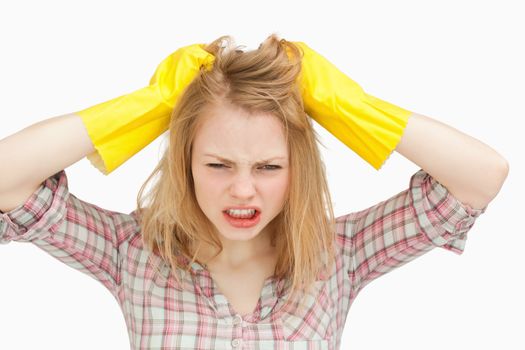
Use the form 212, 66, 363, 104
149, 43, 216, 108
76, 44, 215, 175
289, 41, 412, 170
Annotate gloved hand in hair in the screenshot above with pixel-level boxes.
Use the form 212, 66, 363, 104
289, 41, 412, 170
76, 44, 215, 175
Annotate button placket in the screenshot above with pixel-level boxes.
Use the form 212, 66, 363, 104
231, 338, 242, 348
232, 314, 244, 326
231, 314, 245, 348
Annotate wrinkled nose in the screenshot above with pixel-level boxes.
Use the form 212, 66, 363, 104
229, 175, 257, 199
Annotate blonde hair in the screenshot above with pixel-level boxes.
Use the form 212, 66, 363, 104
135, 33, 337, 311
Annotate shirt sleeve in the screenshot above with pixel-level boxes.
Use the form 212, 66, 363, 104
335, 168, 488, 297
0, 170, 137, 298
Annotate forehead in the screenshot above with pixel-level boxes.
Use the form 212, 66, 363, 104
193, 102, 288, 161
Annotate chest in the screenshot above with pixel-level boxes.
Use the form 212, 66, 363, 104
207, 256, 277, 316
212, 272, 268, 316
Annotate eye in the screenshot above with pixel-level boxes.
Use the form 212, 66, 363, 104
260, 165, 282, 170
206, 163, 227, 169
206, 163, 281, 170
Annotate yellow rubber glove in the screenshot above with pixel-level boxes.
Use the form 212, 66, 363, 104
289, 41, 412, 170
76, 44, 215, 175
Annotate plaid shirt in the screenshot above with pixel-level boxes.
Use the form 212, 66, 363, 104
0, 168, 486, 350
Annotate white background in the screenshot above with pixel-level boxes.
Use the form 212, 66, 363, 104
0, 0, 523, 349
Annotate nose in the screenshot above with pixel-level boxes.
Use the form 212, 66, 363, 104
229, 172, 257, 199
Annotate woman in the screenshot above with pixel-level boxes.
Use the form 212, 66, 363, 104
0, 34, 508, 349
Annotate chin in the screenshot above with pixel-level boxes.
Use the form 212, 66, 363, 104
219, 225, 263, 240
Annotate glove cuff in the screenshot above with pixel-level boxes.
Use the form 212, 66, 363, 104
76, 85, 171, 175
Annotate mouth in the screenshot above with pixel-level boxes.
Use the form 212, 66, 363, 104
222, 206, 261, 219
222, 209, 261, 228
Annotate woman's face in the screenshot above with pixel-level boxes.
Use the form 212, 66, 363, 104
191, 101, 290, 246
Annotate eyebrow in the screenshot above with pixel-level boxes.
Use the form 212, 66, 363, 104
204, 153, 287, 165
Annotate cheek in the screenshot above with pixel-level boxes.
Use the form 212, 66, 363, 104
195, 178, 228, 212
192, 171, 215, 205
265, 174, 290, 199
193, 167, 215, 189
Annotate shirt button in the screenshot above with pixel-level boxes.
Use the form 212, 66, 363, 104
231, 338, 241, 347
232, 314, 243, 325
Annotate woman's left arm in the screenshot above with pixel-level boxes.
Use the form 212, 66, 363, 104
395, 112, 509, 210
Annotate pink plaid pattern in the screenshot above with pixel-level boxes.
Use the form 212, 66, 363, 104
0, 168, 486, 349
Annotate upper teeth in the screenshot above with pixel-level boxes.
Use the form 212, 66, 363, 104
227, 209, 256, 217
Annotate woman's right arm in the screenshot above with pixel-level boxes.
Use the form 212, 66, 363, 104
0, 113, 94, 212
0, 114, 138, 297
